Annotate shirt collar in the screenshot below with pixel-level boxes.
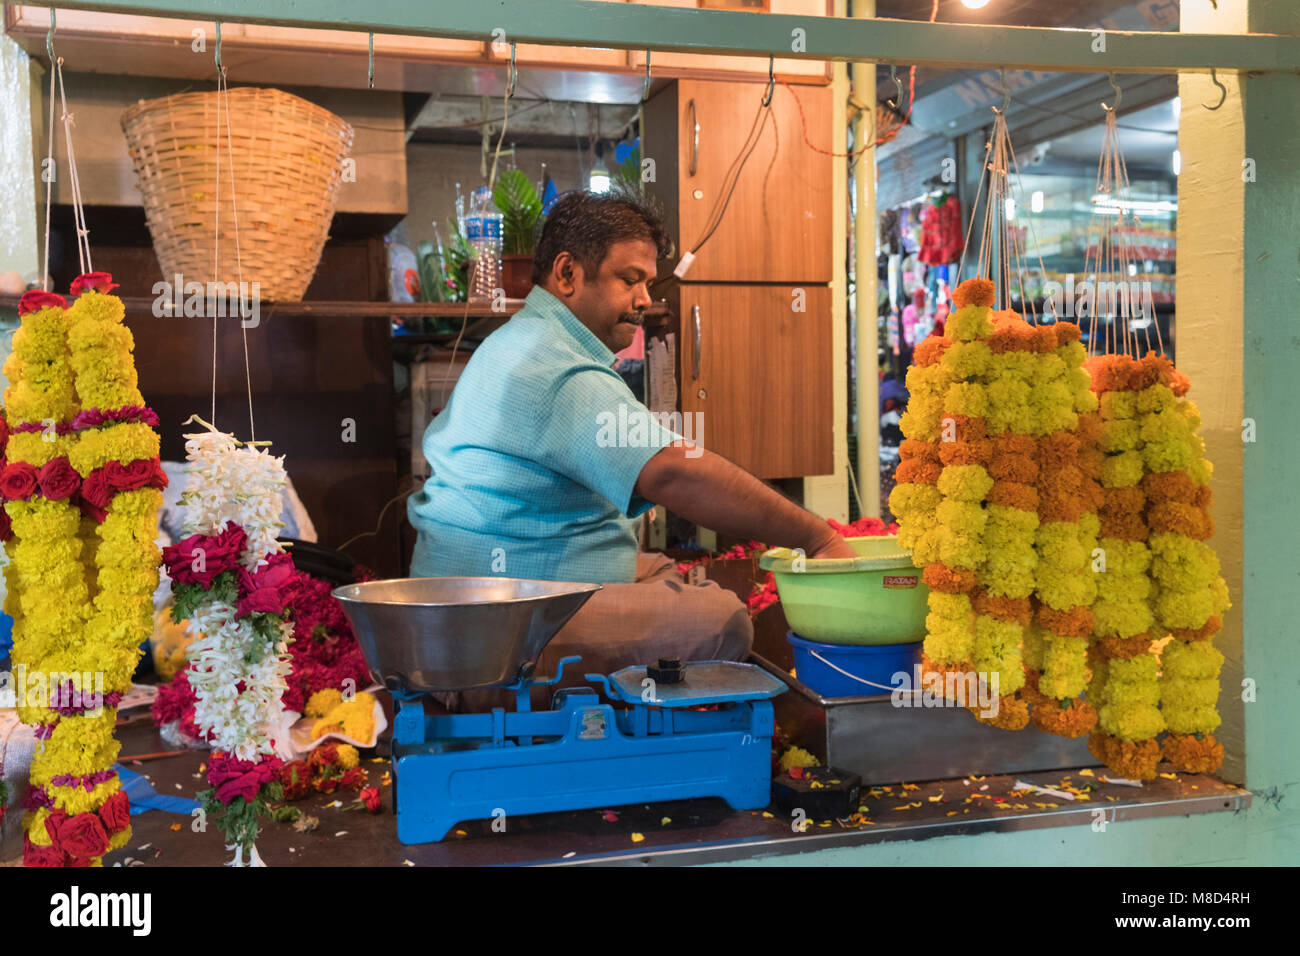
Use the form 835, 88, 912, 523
523, 285, 616, 367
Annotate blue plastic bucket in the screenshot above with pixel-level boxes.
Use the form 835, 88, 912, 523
787, 631, 922, 699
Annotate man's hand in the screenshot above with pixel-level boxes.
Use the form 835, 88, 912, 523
809, 536, 857, 561
635, 445, 859, 559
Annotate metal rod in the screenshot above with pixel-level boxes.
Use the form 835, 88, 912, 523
36, 0, 1300, 74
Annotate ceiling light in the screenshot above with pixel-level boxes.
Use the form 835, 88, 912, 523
1031, 190, 1044, 213
1004, 197, 1016, 221
1172, 149, 1181, 176
962, 0, 992, 9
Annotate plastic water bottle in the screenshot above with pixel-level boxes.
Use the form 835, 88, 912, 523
466, 186, 502, 303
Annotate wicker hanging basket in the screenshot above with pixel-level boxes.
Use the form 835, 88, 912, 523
121, 88, 354, 301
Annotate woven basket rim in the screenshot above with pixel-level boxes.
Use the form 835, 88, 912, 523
120, 86, 353, 138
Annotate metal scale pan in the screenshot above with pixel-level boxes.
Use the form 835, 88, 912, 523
331, 577, 602, 693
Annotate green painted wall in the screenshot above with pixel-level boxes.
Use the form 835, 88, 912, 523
714, 0, 1299, 868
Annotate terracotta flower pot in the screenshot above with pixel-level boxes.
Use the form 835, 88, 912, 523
500, 254, 535, 300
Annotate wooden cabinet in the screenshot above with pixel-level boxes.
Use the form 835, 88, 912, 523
667, 284, 832, 479
645, 77, 834, 479
643, 78, 833, 284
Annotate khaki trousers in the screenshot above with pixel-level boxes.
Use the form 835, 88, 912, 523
447, 552, 754, 712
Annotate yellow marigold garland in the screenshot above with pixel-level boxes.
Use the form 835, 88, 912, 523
4, 277, 163, 867
1138, 357, 1230, 773
1085, 354, 1162, 778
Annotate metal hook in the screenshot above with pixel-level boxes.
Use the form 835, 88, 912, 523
1102, 72, 1122, 111
1204, 67, 1227, 110
368, 33, 374, 89
46, 8, 56, 64
642, 51, 652, 102
762, 55, 775, 107
886, 64, 905, 112
994, 69, 1011, 113
506, 41, 517, 99
215, 21, 222, 74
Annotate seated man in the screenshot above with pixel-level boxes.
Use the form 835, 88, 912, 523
406, 189, 854, 707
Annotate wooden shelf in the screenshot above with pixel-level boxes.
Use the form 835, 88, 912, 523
0, 295, 526, 319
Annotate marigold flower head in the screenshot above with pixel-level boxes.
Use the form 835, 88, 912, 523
913, 335, 951, 367
1101, 485, 1147, 516
1160, 733, 1223, 773
938, 438, 992, 467
953, 277, 996, 309
1088, 731, 1161, 779
1148, 500, 1213, 540
1086, 354, 1137, 394
972, 591, 1032, 626
1141, 470, 1196, 504
987, 481, 1040, 512
941, 414, 987, 442
1036, 603, 1093, 637
1096, 632, 1155, 660
1031, 697, 1097, 738
899, 439, 940, 463
895, 458, 941, 485
949, 305, 995, 343
923, 562, 977, 594
1053, 322, 1083, 346
988, 452, 1038, 483
972, 693, 1030, 730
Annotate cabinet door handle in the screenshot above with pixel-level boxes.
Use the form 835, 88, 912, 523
692, 304, 702, 380
687, 99, 699, 177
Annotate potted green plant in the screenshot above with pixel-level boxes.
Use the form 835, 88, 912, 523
492, 169, 544, 299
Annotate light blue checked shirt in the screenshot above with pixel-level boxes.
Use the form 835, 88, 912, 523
407, 286, 682, 584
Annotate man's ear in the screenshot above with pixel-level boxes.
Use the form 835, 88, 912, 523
551, 251, 582, 298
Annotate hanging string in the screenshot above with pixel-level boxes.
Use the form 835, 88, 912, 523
42, 55, 57, 291
54, 60, 91, 276
212, 66, 222, 428
219, 70, 256, 443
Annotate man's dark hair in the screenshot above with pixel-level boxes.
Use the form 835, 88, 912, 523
532, 188, 674, 285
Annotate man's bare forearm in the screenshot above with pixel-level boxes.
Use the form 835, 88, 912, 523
638, 447, 837, 555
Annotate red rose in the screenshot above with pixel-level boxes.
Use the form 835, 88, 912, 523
316, 776, 339, 794
57, 812, 111, 859
44, 808, 69, 846
80, 468, 112, 509
340, 767, 366, 790
207, 752, 281, 804
104, 459, 155, 493
17, 290, 66, 315
23, 839, 67, 867
148, 459, 169, 490
78, 499, 107, 524
214, 772, 262, 805
37, 457, 80, 502
0, 415, 9, 455
360, 787, 382, 813
0, 461, 39, 501
70, 272, 120, 296
237, 551, 296, 617
0, 509, 11, 542
164, 528, 243, 588
99, 790, 130, 833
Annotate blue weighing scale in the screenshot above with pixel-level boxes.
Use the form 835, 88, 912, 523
332, 577, 787, 844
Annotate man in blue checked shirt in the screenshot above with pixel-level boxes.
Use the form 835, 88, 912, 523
408, 190, 853, 700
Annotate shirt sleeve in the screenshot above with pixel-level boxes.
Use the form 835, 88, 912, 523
533, 366, 686, 518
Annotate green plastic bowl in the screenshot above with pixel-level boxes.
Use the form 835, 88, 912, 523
758, 535, 929, 645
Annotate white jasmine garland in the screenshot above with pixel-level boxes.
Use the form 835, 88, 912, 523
177, 416, 295, 762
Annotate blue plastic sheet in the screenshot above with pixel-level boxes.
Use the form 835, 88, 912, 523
115, 763, 200, 816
